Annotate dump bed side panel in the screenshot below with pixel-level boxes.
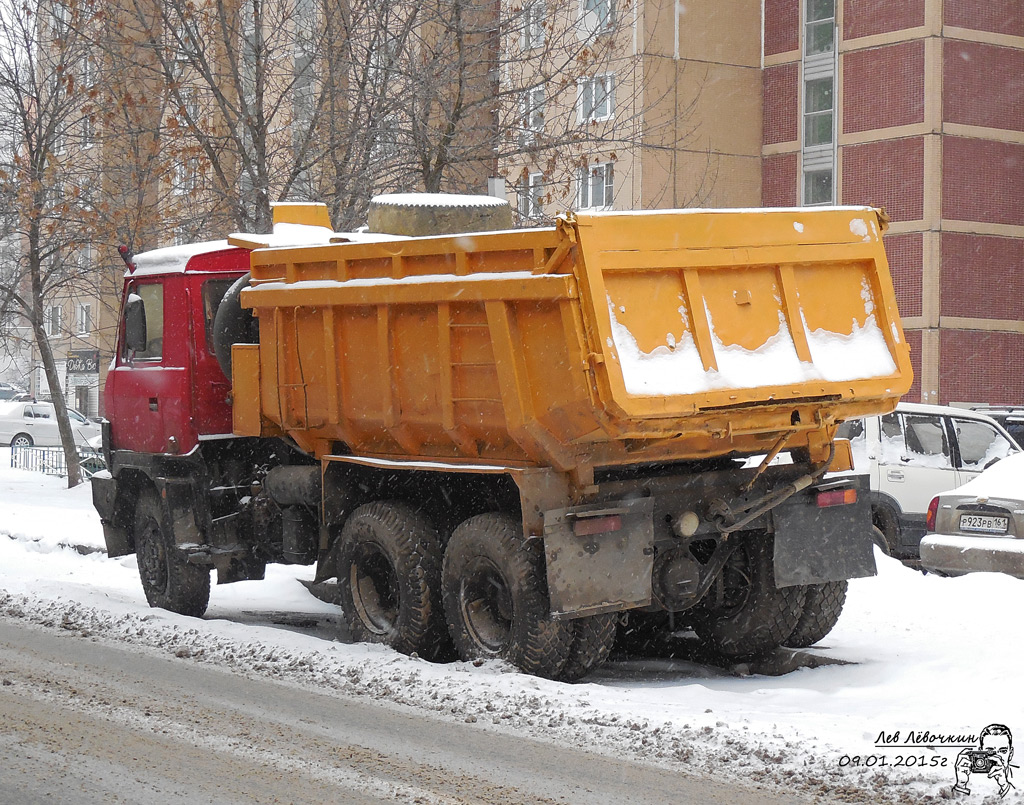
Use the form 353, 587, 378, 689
239, 229, 603, 468
572, 208, 913, 422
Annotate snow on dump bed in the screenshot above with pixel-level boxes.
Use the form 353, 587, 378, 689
371, 192, 509, 208
608, 279, 898, 396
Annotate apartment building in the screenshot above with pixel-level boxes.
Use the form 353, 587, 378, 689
508, 0, 1021, 406
762, 0, 1023, 405
502, 0, 763, 219
19, 0, 1017, 414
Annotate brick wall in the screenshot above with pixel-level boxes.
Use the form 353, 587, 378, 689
843, 42, 925, 133
941, 233, 1024, 320
764, 0, 799, 56
944, 42, 1024, 132
884, 232, 923, 317
939, 330, 1024, 404
942, 138, 1024, 226
763, 63, 799, 144
903, 329, 922, 402
844, 0, 925, 41
842, 137, 924, 222
945, 0, 1024, 38
762, 152, 798, 206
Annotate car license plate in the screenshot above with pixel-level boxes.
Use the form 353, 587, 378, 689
959, 514, 1008, 534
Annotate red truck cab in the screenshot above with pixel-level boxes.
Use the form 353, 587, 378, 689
105, 243, 249, 456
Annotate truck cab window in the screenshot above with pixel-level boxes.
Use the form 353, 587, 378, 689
124, 283, 164, 361
202, 279, 234, 354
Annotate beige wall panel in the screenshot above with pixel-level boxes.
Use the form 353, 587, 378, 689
674, 151, 762, 209
671, 0, 762, 66
676, 62, 763, 157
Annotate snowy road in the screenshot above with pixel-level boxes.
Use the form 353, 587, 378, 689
0, 617, 802, 804
2, 452, 1023, 803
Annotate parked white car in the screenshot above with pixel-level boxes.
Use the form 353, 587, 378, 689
0, 401, 102, 448
835, 402, 1020, 564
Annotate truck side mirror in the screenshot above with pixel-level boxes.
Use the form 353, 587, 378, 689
124, 293, 147, 353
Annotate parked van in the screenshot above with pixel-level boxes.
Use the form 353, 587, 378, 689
836, 403, 1020, 564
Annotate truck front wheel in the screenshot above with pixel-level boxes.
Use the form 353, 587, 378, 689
784, 580, 848, 648
134, 490, 210, 617
337, 501, 449, 660
442, 513, 572, 679
692, 535, 804, 658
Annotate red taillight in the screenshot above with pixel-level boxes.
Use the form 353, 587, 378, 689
572, 515, 622, 537
926, 497, 939, 532
816, 488, 857, 508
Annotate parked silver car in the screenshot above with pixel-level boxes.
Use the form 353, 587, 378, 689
0, 401, 102, 448
920, 453, 1024, 579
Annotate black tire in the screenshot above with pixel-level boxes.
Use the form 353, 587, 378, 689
692, 536, 805, 658
10, 433, 32, 448
442, 513, 571, 679
134, 489, 210, 617
559, 613, 618, 682
784, 580, 848, 648
337, 501, 449, 660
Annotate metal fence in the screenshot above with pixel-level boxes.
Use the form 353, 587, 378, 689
10, 445, 106, 479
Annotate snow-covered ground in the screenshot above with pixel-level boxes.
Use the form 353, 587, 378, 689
2, 448, 1021, 803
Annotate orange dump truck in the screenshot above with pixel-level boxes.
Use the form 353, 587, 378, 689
93, 197, 912, 679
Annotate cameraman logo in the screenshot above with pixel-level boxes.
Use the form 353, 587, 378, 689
953, 724, 1015, 799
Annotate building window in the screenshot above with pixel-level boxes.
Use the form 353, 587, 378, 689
801, 0, 836, 206
522, 1, 545, 49
577, 74, 614, 123
521, 87, 545, 145
82, 113, 94, 148
77, 303, 91, 334
803, 77, 833, 147
46, 305, 63, 337
172, 156, 200, 195
578, 162, 614, 210
803, 169, 833, 205
81, 54, 94, 88
518, 172, 544, 219
805, 0, 835, 56
581, 0, 614, 33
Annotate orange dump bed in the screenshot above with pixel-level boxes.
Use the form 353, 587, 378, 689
231, 207, 912, 473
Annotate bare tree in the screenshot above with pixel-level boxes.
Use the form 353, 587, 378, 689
101, 0, 711, 237
0, 0, 111, 486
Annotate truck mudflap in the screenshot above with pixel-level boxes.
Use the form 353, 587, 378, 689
542, 497, 655, 619
771, 475, 876, 587
91, 472, 132, 558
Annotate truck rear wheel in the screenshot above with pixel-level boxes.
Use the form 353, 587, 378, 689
134, 489, 210, 617
784, 580, 848, 648
692, 536, 804, 658
559, 613, 618, 682
442, 513, 571, 679
337, 501, 449, 660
